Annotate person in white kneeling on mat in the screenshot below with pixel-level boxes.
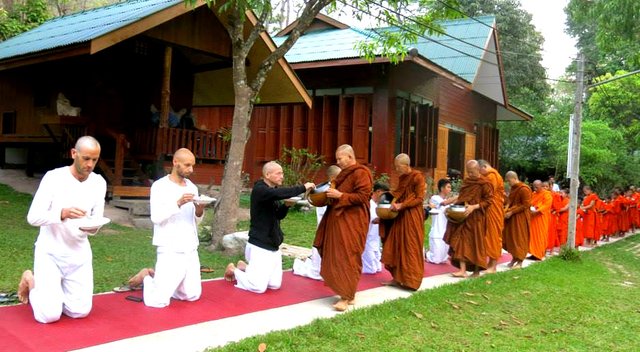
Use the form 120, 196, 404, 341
128, 148, 206, 308
18, 136, 107, 323
225, 161, 314, 293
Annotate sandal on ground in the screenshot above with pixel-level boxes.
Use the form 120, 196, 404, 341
113, 284, 143, 293
200, 265, 214, 273
0, 292, 19, 304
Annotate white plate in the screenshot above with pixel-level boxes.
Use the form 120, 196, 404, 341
530, 206, 536, 211
70, 217, 111, 231
429, 209, 439, 214
193, 195, 216, 205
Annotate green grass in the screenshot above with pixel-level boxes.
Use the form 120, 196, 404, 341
0, 182, 423, 297
209, 235, 640, 351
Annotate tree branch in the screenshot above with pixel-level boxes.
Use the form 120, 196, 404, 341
249, 0, 333, 93
244, 1, 272, 53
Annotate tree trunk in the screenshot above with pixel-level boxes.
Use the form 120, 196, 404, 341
207, 57, 255, 251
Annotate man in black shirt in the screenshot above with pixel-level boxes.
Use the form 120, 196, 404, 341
226, 161, 314, 293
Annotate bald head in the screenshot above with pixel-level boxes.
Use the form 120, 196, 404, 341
532, 180, 542, 191
478, 159, 492, 176
335, 144, 356, 169
262, 161, 282, 177
172, 148, 195, 180
326, 165, 341, 180
505, 171, 518, 186
466, 160, 480, 177
394, 153, 411, 174
75, 135, 101, 153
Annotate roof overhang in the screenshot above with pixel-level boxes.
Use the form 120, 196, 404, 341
497, 105, 533, 121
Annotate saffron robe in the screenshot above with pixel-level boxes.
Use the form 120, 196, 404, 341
528, 189, 553, 260
575, 209, 584, 247
581, 194, 599, 240
444, 175, 493, 271
314, 163, 372, 300
483, 169, 505, 260
556, 197, 569, 246
380, 170, 426, 290
547, 192, 562, 250
502, 182, 531, 261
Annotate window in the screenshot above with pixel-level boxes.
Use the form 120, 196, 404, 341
395, 95, 438, 168
1, 111, 16, 134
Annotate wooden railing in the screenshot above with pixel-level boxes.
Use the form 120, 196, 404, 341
132, 127, 228, 161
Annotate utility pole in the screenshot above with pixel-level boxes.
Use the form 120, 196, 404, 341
566, 53, 584, 249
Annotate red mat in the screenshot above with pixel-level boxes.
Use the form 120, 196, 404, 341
0, 254, 510, 351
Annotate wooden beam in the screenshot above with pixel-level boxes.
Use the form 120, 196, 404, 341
160, 46, 172, 128
90, 1, 208, 54
0, 45, 90, 72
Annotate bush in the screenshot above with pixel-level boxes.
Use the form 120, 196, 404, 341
558, 246, 582, 262
278, 147, 323, 186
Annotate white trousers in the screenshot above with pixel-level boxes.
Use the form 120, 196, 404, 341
292, 247, 323, 281
362, 232, 382, 274
235, 243, 282, 293
426, 237, 450, 264
30, 246, 93, 323
143, 248, 201, 308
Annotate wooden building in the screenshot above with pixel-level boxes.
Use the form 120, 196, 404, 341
0, 0, 310, 195
194, 14, 532, 185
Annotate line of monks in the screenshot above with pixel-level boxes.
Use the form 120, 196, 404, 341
443, 160, 639, 277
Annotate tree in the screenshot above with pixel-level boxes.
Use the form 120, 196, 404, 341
566, 0, 640, 76
0, 0, 49, 41
199, 0, 460, 251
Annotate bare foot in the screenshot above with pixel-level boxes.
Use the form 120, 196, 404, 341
484, 267, 497, 274
128, 268, 152, 287
348, 299, 355, 305
333, 299, 349, 312
451, 271, 468, 278
506, 260, 516, 268
18, 270, 34, 304
236, 260, 247, 271
224, 263, 236, 282
381, 280, 399, 287
512, 262, 522, 270
471, 271, 481, 277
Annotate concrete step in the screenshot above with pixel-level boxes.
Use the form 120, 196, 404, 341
109, 199, 150, 216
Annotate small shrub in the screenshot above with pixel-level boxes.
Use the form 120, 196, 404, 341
278, 146, 324, 186
558, 246, 582, 262
370, 165, 389, 185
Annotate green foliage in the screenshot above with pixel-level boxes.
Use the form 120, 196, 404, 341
369, 165, 389, 185
0, 0, 49, 41
558, 246, 581, 262
566, 0, 640, 74
278, 146, 324, 186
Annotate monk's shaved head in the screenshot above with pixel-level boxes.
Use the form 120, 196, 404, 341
466, 160, 480, 177
532, 180, 542, 191
335, 144, 356, 169
75, 136, 101, 152
395, 153, 410, 166
326, 165, 341, 178
505, 171, 518, 181
478, 159, 491, 168
262, 161, 282, 177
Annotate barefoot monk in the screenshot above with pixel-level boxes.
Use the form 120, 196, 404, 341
502, 171, 531, 269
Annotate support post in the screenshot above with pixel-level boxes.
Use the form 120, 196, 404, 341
160, 46, 172, 129
566, 53, 585, 249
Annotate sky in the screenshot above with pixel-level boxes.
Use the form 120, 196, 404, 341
519, 0, 577, 80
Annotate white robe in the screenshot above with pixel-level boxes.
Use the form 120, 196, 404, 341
142, 176, 203, 308
425, 195, 450, 264
362, 199, 382, 274
292, 207, 325, 280
26, 166, 106, 323
234, 243, 283, 293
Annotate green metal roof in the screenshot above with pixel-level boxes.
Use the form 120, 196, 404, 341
274, 16, 496, 83
0, 0, 185, 61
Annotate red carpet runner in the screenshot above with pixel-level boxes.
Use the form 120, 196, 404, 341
0, 254, 510, 351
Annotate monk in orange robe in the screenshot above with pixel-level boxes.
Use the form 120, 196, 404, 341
609, 190, 622, 237
314, 144, 373, 311
478, 160, 504, 273
595, 198, 606, 241
547, 191, 562, 252
575, 208, 585, 247
617, 189, 630, 236
630, 186, 640, 230
580, 186, 600, 247
601, 198, 613, 242
444, 160, 493, 277
380, 153, 425, 291
528, 180, 553, 260
556, 189, 570, 247
502, 171, 530, 269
